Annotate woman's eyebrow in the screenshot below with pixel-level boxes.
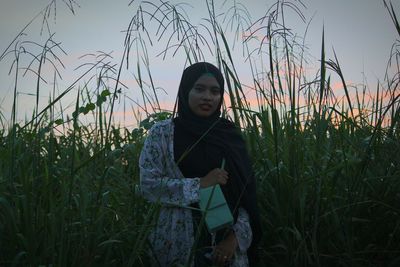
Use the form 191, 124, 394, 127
194, 83, 220, 89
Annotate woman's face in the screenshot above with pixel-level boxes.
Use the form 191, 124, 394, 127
188, 74, 222, 117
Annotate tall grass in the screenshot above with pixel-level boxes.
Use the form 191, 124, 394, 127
1, 0, 399, 266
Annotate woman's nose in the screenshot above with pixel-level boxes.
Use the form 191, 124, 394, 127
201, 89, 212, 100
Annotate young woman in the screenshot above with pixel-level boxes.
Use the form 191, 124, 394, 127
139, 62, 261, 266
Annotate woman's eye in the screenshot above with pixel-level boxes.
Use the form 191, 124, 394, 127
211, 89, 220, 95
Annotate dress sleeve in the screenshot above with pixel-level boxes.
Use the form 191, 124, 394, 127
232, 207, 253, 252
139, 123, 200, 206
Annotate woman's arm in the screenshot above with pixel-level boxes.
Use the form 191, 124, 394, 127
213, 207, 252, 265
232, 207, 253, 252
139, 123, 200, 206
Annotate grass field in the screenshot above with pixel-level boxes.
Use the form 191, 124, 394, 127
0, 0, 399, 266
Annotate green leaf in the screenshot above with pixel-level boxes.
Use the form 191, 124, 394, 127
98, 239, 123, 247
86, 103, 95, 111
140, 118, 151, 130
101, 89, 111, 97
96, 96, 107, 106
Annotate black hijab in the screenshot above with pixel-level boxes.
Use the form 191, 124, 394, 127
173, 62, 262, 265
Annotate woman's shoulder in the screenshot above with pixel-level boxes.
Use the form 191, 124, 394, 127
219, 117, 240, 132
152, 118, 173, 128
148, 118, 174, 134
220, 117, 236, 127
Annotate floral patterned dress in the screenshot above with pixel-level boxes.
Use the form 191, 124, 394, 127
139, 119, 253, 267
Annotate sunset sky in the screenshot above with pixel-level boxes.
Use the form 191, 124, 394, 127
0, 0, 398, 127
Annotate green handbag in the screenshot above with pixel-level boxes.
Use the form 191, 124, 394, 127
199, 159, 234, 233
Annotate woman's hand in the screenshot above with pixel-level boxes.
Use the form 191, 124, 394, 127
212, 231, 238, 266
200, 168, 229, 188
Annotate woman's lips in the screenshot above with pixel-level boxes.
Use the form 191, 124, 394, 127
199, 104, 212, 110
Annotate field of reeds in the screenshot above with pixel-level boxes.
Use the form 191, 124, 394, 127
0, 0, 399, 266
